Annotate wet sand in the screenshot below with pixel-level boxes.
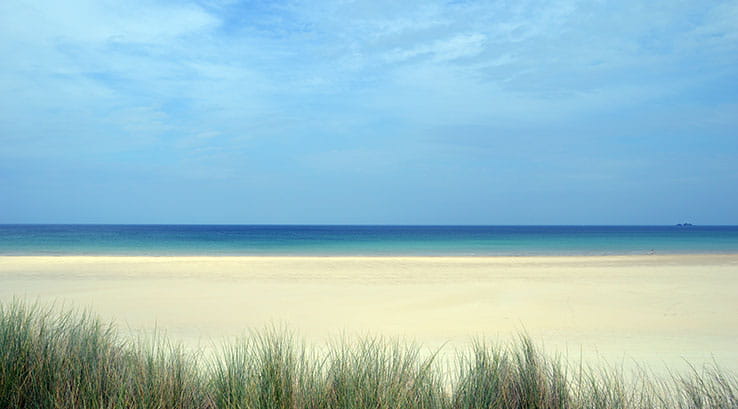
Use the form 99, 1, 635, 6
1, 255, 737, 371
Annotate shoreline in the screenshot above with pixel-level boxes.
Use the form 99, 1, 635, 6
2, 251, 738, 257
3, 252, 738, 260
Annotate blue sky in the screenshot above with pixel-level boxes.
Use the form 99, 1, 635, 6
1, 0, 737, 224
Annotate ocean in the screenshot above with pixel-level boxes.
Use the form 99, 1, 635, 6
1, 225, 737, 256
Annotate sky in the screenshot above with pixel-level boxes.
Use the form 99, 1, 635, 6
1, 0, 737, 224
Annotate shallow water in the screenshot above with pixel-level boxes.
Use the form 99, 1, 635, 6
2, 224, 738, 256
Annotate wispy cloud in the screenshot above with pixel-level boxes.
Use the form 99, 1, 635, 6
1, 0, 737, 223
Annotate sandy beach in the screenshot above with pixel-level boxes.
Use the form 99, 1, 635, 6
1, 254, 737, 372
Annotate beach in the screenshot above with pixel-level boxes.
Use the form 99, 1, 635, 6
1, 254, 737, 372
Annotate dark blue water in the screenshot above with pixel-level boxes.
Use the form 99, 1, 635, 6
1, 225, 737, 256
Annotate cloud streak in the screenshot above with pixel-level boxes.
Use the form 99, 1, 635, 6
1, 0, 737, 223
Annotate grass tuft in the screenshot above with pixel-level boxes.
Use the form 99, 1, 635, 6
1, 300, 736, 409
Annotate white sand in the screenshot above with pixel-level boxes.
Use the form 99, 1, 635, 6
1, 255, 737, 372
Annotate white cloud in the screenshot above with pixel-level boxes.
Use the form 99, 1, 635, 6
0, 0, 219, 46
1, 0, 737, 163
685, 1, 738, 52
384, 33, 487, 63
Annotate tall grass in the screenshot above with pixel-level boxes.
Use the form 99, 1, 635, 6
0, 301, 206, 408
1, 300, 736, 409
453, 336, 570, 409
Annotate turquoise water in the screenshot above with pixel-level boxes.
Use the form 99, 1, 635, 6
1, 225, 737, 256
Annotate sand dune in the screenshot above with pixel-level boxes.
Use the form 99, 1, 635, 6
1, 254, 737, 371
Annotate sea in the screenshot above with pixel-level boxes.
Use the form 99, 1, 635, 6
1, 225, 737, 256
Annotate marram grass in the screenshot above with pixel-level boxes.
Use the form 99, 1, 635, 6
1, 301, 736, 409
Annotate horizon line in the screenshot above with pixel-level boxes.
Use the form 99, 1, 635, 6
1, 223, 731, 227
